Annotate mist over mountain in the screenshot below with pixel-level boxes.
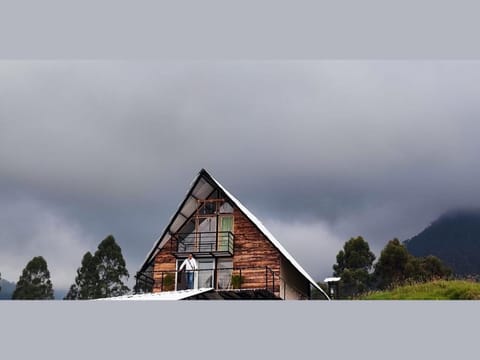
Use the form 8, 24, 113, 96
405, 209, 480, 275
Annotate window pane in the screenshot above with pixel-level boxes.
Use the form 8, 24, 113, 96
219, 202, 234, 214
217, 259, 233, 289
198, 259, 214, 288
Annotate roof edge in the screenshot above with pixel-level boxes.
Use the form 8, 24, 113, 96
203, 171, 330, 300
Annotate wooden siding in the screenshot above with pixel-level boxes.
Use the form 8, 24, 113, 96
232, 208, 281, 293
152, 247, 176, 292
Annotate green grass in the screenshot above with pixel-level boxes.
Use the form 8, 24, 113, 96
359, 280, 480, 300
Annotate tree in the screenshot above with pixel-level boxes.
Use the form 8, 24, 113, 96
332, 236, 376, 298
373, 238, 410, 289
407, 255, 452, 282
374, 239, 452, 289
416, 255, 452, 282
0, 271, 2, 293
64, 252, 99, 300
65, 235, 130, 299
64, 284, 79, 300
12, 256, 54, 300
95, 235, 130, 298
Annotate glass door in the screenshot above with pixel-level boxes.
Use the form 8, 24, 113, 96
175, 259, 187, 291
216, 259, 233, 289
197, 216, 217, 252
196, 258, 215, 289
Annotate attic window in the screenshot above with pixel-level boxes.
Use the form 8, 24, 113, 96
219, 202, 233, 214
197, 199, 232, 215
199, 201, 216, 215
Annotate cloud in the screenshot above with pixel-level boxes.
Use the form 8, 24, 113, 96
262, 217, 346, 281
0, 197, 96, 289
2, 60, 480, 284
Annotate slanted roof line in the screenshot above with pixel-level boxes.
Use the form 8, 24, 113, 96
139, 171, 204, 273
140, 171, 220, 272
202, 170, 329, 299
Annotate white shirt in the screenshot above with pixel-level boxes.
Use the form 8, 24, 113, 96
179, 257, 197, 271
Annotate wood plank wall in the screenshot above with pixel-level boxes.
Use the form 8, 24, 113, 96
152, 249, 176, 292
232, 208, 281, 293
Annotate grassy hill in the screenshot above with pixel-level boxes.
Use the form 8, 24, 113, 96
359, 280, 480, 300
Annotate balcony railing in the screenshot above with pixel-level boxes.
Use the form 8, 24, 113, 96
134, 266, 280, 296
170, 231, 234, 256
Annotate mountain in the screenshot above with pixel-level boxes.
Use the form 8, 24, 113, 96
405, 209, 480, 276
0, 278, 16, 299
0, 278, 67, 300
54, 288, 68, 300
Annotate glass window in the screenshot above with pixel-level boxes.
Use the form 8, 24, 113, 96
197, 216, 217, 232
199, 201, 216, 215
216, 259, 233, 289
218, 216, 233, 252
219, 202, 234, 214
177, 219, 195, 252
197, 259, 215, 288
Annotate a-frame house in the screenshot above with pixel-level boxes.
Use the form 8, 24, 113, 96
135, 169, 329, 300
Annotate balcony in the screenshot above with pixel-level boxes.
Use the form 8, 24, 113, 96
134, 266, 279, 295
170, 231, 234, 257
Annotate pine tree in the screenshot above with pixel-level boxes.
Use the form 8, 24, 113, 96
94, 235, 130, 298
0, 271, 2, 293
64, 252, 99, 300
65, 235, 130, 299
64, 284, 79, 300
12, 256, 54, 300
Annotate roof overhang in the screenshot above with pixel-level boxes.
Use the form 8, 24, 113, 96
99, 288, 214, 301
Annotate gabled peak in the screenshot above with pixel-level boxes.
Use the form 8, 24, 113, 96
198, 168, 216, 184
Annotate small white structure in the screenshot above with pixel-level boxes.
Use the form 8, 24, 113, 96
324, 277, 341, 299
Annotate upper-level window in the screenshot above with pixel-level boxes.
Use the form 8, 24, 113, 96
219, 202, 233, 214
197, 199, 233, 215
199, 201, 216, 215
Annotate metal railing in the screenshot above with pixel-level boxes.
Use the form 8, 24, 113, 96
170, 231, 234, 255
134, 266, 315, 299
134, 266, 278, 295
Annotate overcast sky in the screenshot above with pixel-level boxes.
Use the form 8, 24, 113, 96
1, 61, 480, 292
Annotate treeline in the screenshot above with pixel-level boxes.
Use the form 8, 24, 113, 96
2, 235, 130, 300
331, 236, 452, 299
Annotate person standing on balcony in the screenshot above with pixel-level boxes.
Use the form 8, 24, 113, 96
178, 253, 197, 289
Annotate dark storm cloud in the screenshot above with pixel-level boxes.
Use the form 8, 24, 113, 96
1, 60, 480, 286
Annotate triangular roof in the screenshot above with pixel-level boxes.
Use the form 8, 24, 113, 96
139, 169, 329, 299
